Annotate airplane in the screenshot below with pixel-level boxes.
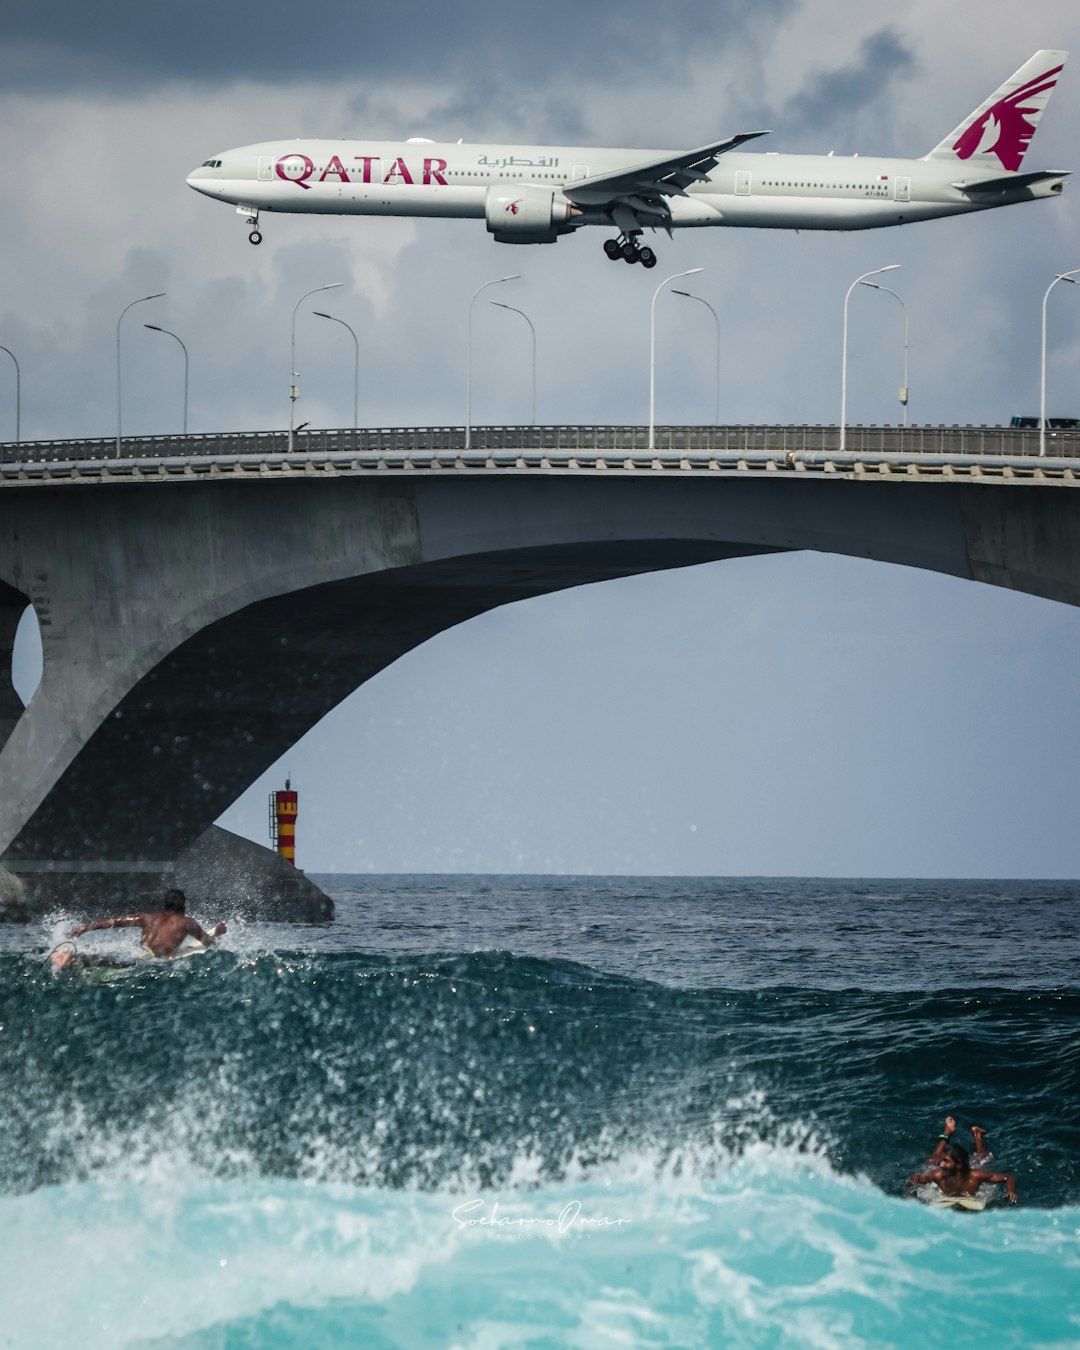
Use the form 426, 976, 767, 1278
187, 50, 1068, 269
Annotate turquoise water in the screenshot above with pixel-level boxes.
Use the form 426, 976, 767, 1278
1, 876, 1078, 1347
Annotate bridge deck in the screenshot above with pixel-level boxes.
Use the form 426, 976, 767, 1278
2, 425, 1079, 488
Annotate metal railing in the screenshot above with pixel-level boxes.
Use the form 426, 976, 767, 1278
3, 423, 1080, 466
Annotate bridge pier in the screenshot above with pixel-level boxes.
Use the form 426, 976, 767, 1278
961, 487, 1080, 607
0, 580, 26, 753
0, 826, 334, 922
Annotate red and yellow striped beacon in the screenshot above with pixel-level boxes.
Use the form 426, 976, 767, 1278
270, 776, 299, 865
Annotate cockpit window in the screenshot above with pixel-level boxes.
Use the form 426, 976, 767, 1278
201, 159, 223, 168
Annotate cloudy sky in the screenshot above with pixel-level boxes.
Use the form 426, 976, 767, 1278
6, 0, 1080, 876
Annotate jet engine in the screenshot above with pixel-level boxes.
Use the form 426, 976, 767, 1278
484, 185, 578, 243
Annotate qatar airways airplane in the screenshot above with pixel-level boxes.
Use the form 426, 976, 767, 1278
187, 50, 1067, 268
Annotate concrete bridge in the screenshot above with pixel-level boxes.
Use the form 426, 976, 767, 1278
2, 423, 1079, 916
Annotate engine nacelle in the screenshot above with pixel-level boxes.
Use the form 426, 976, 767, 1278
485, 184, 577, 243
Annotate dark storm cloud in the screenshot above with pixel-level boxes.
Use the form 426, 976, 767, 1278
783, 28, 918, 135
4, 0, 794, 94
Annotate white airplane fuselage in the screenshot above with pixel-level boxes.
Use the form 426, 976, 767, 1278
187, 139, 1059, 230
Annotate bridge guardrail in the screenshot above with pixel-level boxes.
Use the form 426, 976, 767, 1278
3, 424, 1080, 466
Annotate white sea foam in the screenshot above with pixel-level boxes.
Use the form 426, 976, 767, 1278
2, 1149, 1077, 1349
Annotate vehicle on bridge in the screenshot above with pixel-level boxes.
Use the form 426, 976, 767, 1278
187, 50, 1068, 268
1011, 416, 1080, 429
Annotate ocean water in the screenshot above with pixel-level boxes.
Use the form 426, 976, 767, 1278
1, 875, 1078, 1348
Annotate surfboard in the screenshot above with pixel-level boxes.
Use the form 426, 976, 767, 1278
925, 1191, 988, 1212
135, 923, 226, 962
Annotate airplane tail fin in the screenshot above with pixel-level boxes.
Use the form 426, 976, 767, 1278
924, 49, 1067, 170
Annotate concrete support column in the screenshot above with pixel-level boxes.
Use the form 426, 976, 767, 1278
0, 581, 28, 754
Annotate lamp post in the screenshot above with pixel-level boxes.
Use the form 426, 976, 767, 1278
466, 275, 519, 450
117, 292, 165, 456
1040, 268, 1080, 457
0, 344, 19, 447
840, 265, 900, 451
859, 282, 909, 426
490, 300, 537, 426
313, 311, 359, 429
650, 268, 704, 450
672, 288, 721, 426
290, 283, 343, 450
144, 325, 189, 434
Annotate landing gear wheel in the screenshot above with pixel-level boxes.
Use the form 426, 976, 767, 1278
603, 238, 621, 260
638, 246, 657, 268
248, 230, 263, 245
621, 242, 639, 261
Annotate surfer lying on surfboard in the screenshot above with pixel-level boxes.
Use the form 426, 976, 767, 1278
908, 1138, 1018, 1208
67, 888, 226, 959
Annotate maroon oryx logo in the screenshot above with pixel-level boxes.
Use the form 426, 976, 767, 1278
953, 64, 1063, 171
506, 199, 522, 215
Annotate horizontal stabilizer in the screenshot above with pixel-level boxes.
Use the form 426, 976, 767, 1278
952, 168, 1070, 193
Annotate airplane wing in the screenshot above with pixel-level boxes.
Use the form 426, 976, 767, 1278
562, 131, 770, 221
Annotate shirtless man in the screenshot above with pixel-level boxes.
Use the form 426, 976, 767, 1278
908, 1139, 1018, 1208
69, 888, 226, 958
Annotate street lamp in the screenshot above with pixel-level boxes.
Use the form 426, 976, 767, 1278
840, 265, 900, 451
466, 275, 519, 450
116, 292, 165, 456
290, 283, 343, 450
144, 325, 190, 434
650, 268, 704, 450
859, 282, 909, 426
490, 300, 537, 426
313, 311, 360, 430
1040, 268, 1080, 457
672, 288, 721, 426
0, 344, 19, 448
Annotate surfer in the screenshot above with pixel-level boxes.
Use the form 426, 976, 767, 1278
68, 888, 226, 958
908, 1140, 1018, 1208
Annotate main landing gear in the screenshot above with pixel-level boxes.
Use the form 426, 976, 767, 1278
603, 233, 657, 268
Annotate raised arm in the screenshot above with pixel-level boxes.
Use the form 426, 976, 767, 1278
927, 1116, 957, 1164
69, 914, 143, 937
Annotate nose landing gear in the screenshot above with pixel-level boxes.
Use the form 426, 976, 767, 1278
238, 207, 262, 245
603, 232, 657, 268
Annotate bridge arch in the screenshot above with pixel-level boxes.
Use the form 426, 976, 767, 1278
1, 469, 1078, 894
